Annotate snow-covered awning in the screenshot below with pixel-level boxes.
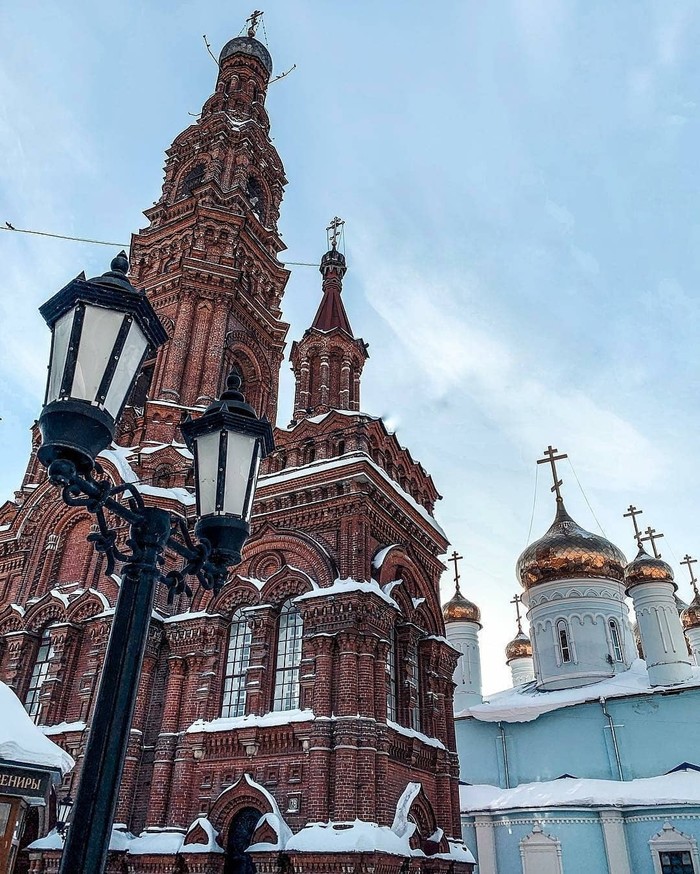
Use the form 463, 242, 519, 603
0, 682, 73, 775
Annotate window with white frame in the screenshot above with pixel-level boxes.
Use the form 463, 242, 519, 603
609, 618, 624, 662
273, 599, 303, 712
651, 823, 699, 874
221, 609, 252, 718
24, 625, 56, 722
556, 619, 572, 664
520, 824, 563, 874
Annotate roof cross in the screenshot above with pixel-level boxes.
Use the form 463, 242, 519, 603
536, 445, 568, 503
449, 550, 463, 594
510, 593, 524, 634
246, 10, 264, 38
326, 216, 344, 250
640, 526, 664, 559
681, 554, 699, 597
623, 504, 644, 548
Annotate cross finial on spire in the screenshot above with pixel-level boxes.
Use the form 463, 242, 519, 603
681, 554, 699, 597
326, 216, 344, 250
246, 10, 264, 37
623, 504, 644, 549
640, 526, 664, 559
449, 550, 463, 594
510, 593, 524, 634
536, 445, 568, 503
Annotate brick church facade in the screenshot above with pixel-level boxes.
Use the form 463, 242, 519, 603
0, 28, 473, 874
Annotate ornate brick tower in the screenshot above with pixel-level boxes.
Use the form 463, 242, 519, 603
0, 21, 473, 874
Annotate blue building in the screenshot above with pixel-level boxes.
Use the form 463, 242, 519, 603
447, 453, 700, 874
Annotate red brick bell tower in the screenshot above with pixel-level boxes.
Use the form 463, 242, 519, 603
0, 19, 473, 874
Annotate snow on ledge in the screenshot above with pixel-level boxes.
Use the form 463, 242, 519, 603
462, 659, 700, 724
40, 720, 87, 736
186, 709, 315, 734
387, 719, 446, 750
460, 768, 700, 814
128, 829, 186, 855
295, 578, 398, 608
181, 817, 224, 854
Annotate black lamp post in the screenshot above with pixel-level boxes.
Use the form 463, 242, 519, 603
55, 792, 74, 840
35, 253, 273, 874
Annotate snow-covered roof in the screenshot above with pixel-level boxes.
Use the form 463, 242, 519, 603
294, 578, 398, 608
259, 452, 446, 538
100, 445, 195, 507
28, 826, 135, 852
387, 719, 446, 750
182, 817, 224, 854
0, 682, 74, 775
293, 409, 377, 426
460, 768, 700, 814
461, 659, 700, 724
128, 830, 186, 855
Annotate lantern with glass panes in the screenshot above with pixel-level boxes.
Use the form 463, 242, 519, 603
35, 252, 273, 874
56, 792, 74, 839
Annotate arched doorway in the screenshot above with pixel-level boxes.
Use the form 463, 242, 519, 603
224, 806, 262, 874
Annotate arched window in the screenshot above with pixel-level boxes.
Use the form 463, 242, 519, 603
273, 599, 303, 712
24, 625, 56, 722
556, 620, 572, 664
336, 439, 345, 457
386, 630, 397, 721
609, 619, 623, 662
303, 443, 315, 465
178, 163, 205, 199
246, 176, 266, 222
221, 609, 252, 718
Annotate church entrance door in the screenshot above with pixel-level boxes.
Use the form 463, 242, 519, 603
224, 807, 262, 874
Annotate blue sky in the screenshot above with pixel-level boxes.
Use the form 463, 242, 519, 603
2, 1, 700, 691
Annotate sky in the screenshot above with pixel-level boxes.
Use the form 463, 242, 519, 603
2, 1, 700, 692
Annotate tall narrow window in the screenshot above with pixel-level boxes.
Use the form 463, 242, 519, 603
659, 852, 694, 874
556, 620, 572, 664
24, 626, 56, 722
411, 647, 421, 731
386, 631, 397, 721
273, 599, 303, 712
609, 619, 623, 662
221, 609, 252, 718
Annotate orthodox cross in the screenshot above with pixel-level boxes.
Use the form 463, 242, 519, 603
681, 554, 699, 596
537, 445, 568, 502
327, 216, 344, 250
640, 526, 664, 559
510, 593, 524, 634
246, 10, 264, 37
449, 550, 463, 594
623, 504, 644, 549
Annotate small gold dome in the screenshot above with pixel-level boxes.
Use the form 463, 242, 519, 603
624, 547, 675, 591
443, 588, 481, 625
517, 501, 627, 589
505, 630, 532, 663
682, 592, 700, 631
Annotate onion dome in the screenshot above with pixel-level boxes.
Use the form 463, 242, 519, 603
443, 587, 481, 625
624, 547, 675, 591
682, 589, 700, 631
505, 630, 532, 663
219, 36, 273, 75
517, 501, 627, 589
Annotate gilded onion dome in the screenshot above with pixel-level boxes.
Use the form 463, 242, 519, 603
682, 590, 700, 631
443, 588, 481, 625
517, 500, 627, 589
624, 547, 675, 591
505, 630, 532, 663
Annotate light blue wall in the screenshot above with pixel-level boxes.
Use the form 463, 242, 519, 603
463, 809, 700, 874
456, 687, 700, 787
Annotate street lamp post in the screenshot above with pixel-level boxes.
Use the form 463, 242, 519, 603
35, 253, 273, 874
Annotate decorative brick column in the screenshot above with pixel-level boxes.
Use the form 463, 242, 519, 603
147, 656, 185, 827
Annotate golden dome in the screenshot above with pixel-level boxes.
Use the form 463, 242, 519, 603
505, 630, 532, 662
443, 587, 481, 625
682, 591, 700, 630
624, 547, 675, 591
517, 501, 627, 590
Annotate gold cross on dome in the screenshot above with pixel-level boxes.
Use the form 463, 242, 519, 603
449, 550, 463, 593
536, 445, 568, 502
640, 526, 664, 559
510, 593, 524, 633
326, 216, 345, 250
623, 504, 644, 548
246, 10, 264, 38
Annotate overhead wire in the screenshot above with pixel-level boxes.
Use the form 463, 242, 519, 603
525, 463, 539, 546
1, 223, 320, 267
566, 457, 607, 538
